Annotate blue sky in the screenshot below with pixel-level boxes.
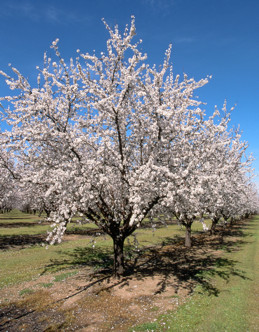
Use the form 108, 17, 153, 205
0, 0, 258, 186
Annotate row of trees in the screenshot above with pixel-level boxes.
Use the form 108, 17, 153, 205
0, 17, 258, 276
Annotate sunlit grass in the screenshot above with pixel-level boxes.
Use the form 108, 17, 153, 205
0, 236, 92, 288
2, 210, 258, 330
132, 215, 259, 331
0, 210, 211, 289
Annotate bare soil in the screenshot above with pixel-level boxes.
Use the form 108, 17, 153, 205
0, 224, 246, 331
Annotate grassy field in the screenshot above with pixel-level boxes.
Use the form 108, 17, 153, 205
133, 215, 259, 331
0, 210, 258, 331
0, 210, 209, 289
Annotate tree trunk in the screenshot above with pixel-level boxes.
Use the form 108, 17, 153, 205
210, 217, 219, 235
112, 235, 125, 278
45, 209, 51, 218
229, 216, 234, 227
185, 224, 192, 247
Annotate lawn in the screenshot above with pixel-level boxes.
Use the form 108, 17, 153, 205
0, 210, 209, 288
134, 215, 259, 331
1, 210, 258, 331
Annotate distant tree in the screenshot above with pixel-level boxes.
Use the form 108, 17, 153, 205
0, 146, 17, 212
200, 107, 254, 233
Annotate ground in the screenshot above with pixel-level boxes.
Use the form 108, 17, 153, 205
0, 216, 258, 331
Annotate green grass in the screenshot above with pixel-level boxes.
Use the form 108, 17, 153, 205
0, 237, 91, 288
53, 271, 78, 282
132, 215, 259, 332
1, 210, 258, 331
130, 322, 158, 331
0, 209, 98, 237
19, 288, 34, 296
39, 282, 54, 288
0, 210, 196, 289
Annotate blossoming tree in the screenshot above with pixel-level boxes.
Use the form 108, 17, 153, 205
0, 145, 17, 212
1, 17, 257, 276
0, 17, 211, 275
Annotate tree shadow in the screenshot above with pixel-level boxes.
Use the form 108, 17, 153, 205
0, 234, 45, 250
0, 222, 42, 228
0, 219, 255, 332
43, 246, 114, 274
65, 228, 104, 236
42, 221, 251, 298
0, 217, 36, 220
127, 245, 248, 296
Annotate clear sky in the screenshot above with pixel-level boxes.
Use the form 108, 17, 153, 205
0, 0, 258, 186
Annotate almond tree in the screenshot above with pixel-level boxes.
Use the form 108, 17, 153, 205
162, 106, 230, 245
166, 102, 256, 244
0, 147, 17, 212
0, 167, 14, 213
200, 108, 253, 233
0, 17, 212, 276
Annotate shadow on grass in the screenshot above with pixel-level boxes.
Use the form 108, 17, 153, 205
43, 246, 114, 274
43, 221, 251, 298
0, 234, 45, 250
0, 217, 36, 220
65, 228, 104, 236
0, 219, 254, 332
129, 245, 249, 297
0, 222, 42, 228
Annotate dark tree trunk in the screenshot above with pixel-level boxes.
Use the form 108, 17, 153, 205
229, 216, 234, 226
222, 214, 229, 227
112, 235, 125, 278
210, 217, 220, 235
44, 209, 51, 218
185, 224, 192, 247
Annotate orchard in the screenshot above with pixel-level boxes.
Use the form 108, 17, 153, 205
0, 17, 258, 277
